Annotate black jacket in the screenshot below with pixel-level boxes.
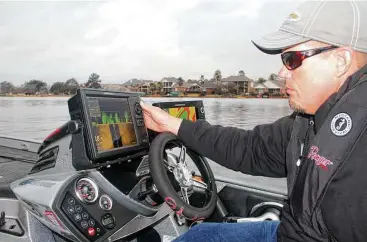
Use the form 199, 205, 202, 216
177, 65, 367, 242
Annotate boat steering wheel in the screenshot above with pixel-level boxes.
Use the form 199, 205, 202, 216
149, 132, 217, 221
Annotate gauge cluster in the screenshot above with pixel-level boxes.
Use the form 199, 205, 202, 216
74, 178, 114, 212
59, 177, 122, 241
59, 168, 160, 242
75, 178, 99, 204
99, 194, 113, 211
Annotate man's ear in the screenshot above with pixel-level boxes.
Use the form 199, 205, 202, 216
335, 48, 352, 78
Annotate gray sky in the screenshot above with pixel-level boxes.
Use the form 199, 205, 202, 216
0, 0, 303, 86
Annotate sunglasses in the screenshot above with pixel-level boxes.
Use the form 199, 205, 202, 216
281, 45, 338, 70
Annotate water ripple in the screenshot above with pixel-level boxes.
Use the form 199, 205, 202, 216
0, 97, 292, 141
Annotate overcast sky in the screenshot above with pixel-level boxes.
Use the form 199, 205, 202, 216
0, 0, 303, 86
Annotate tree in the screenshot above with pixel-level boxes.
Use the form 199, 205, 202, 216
238, 70, 245, 76
214, 70, 222, 94
85, 73, 102, 89
199, 75, 205, 84
178, 77, 184, 86
156, 82, 163, 94
65, 78, 79, 94
149, 82, 156, 94
24, 80, 47, 94
50, 82, 67, 95
227, 82, 237, 94
257, 77, 267, 84
65, 78, 78, 87
269, 73, 278, 81
0, 81, 14, 94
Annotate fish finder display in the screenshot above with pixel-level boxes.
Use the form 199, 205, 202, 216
164, 107, 197, 122
86, 97, 137, 153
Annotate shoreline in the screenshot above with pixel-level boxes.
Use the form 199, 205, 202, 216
0, 94, 288, 99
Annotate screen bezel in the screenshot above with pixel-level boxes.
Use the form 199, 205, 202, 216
78, 89, 145, 162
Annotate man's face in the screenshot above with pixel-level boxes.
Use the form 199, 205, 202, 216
278, 41, 339, 114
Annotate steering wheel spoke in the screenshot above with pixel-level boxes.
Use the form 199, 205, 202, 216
181, 187, 190, 205
193, 179, 208, 190
191, 176, 210, 195
163, 159, 175, 172
178, 145, 187, 166
163, 151, 179, 173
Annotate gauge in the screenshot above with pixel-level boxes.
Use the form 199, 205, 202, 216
75, 178, 99, 204
99, 194, 113, 211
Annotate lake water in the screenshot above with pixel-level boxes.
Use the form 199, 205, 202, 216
0, 97, 292, 142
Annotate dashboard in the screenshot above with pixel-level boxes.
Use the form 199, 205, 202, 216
16, 88, 208, 242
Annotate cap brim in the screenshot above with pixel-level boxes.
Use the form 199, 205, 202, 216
251, 30, 311, 55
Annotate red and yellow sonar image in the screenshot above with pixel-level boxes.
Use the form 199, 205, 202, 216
165, 107, 197, 121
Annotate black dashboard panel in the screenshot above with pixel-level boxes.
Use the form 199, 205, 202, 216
54, 175, 140, 242
61, 192, 106, 241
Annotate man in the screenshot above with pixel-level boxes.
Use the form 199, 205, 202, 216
141, 1, 367, 241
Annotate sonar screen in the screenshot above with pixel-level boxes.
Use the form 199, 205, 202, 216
86, 96, 138, 153
163, 106, 197, 122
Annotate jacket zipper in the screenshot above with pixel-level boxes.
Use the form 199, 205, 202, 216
288, 118, 314, 199
298, 118, 314, 168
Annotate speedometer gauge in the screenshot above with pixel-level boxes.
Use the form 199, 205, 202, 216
75, 178, 99, 204
99, 194, 113, 211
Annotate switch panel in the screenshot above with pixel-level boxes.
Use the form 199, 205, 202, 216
61, 192, 106, 241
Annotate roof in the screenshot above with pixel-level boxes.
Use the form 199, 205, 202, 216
122, 79, 144, 86
172, 82, 188, 88
122, 79, 153, 86
161, 77, 179, 83
252, 80, 285, 89
253, 82, 268, 89
102, 84, 132, 92
200, 81, 217, 88
173, 82, 204, 88
171, 81, 218, 89
139, 82, 154, 87
265, 80, 285, 89
222, 75, 251, 83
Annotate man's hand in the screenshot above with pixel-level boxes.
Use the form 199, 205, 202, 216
140, 101, 183, 135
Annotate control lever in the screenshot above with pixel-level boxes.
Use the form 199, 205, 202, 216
137, 189, 155, 200
224, 210, 280, 223
0, 212, 5, 227
0, 211, 24, 236
137, 184, 158, 201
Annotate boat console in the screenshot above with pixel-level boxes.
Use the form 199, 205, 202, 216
9, 88, 215, 242
6, 88, 286, 242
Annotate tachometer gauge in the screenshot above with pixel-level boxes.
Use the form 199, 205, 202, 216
75, 178, 99, 204
99, 194, 113, 211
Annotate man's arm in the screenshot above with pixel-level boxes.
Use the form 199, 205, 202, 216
176, 114, 295, 178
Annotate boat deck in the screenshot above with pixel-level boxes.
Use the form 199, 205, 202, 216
0, 145, 37, 198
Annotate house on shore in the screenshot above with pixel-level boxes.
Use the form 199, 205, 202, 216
103, 74, 285, 97
221, 74, 252, 94
161, 77, 179, 94
252, 79, 286, 96
171, 81, 217, 95
121, 79, 154, 93
136, 80, 154, 93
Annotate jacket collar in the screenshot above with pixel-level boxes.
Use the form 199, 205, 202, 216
314, 64, 367, 133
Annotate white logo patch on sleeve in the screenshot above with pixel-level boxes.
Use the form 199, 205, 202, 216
330, 113, 352, 136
